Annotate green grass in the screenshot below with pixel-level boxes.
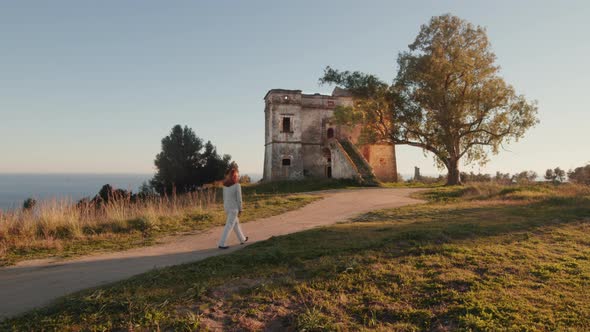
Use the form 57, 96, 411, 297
3, 183, 589, 331
242, 178, 367, 195
243, 176, 442, 193
380, 181, 446, 189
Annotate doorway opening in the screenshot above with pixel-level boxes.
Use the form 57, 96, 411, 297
323, 148, 332, 178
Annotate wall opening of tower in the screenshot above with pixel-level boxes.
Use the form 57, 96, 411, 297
282, 117, 291, 133
327, 128, 334, 138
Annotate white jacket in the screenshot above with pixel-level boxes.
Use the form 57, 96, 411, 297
222, 183, 243, 212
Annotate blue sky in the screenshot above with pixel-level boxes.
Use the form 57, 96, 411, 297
1, 0, 589, 177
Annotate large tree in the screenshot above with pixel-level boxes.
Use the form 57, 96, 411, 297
150, 125, 231, 194
321, 14, 539, 185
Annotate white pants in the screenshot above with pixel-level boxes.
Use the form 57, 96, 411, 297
218, 209, 246, 247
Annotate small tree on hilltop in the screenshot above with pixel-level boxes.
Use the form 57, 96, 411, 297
568, 164, 590, 185
93, 184, 131, 205
460, 172, 492, 183
23, 198, 37, 211
150, 125, 232, 195
320, 14, 539, 185
555, 167, 566, 183
544, 167, 566, 184
98, 184, 114, 202
544, 169, 555, 182
137, 181, 157, 199
512, 171, 538, 184
494, 171, 512, 185
239, 174, 251, 184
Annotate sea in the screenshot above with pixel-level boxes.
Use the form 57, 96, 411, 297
0, 174, 152, 211
0, 173, 264, 211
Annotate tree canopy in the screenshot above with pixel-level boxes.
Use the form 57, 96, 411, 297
568, 164, 590, 185
544, 167, 566, 183
320, 14, 539, 185
150, 125, 231, 194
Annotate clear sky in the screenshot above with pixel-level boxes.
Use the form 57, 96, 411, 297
1, 0, 589, 177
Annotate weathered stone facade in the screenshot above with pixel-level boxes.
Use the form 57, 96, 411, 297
263, 88, 397, 182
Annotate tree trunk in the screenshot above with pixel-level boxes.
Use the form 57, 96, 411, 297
446, 158, 462, 185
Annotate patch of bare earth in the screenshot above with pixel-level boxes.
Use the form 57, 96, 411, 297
175, 278, 295, 331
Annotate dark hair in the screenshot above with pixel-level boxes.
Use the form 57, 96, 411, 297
223, 168, 239, 187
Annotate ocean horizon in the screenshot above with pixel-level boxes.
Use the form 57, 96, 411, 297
0, 172, 266, 211
0, 172, 436, 211
0, 173, 154, 211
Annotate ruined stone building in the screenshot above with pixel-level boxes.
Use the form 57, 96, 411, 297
263, 88, 397, 183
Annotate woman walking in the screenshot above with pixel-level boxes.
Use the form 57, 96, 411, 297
218, 168, 248, 249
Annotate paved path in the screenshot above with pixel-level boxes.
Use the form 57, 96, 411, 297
0, 188, 423, 319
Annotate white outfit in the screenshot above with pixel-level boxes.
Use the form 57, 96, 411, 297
222, 183, 243, 211
218, 183, 246, 246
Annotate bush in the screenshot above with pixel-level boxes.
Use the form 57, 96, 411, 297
460, 172, 492, 183
493, 172, 512, 185
138, 181, 157, 199
511, 171, 538, 184
568, 164, 590, 185
407, 175, 445, 185
239, 175, 251, 184
22, 198, 37, 211
396, 173, 404, 182
544, 167, 566, 183
128, 216, 159, 233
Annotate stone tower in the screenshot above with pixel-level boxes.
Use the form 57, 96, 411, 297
263, 88, 397, 183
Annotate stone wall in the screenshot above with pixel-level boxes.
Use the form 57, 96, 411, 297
361, 144, 397, 182
301, 144, 325, 177
268, 142, 304, 180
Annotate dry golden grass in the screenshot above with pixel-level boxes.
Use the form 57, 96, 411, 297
0, 188, 320, 266
0, 189, 215, 265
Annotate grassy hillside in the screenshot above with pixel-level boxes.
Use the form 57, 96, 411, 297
0, 186, 323, 266
0, 178, 377, 266
242, 178, 366, 195
3, 183, 589, 331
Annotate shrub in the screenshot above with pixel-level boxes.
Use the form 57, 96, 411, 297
493, 172, 512, 185
407, 175, 445, 185
544, 167, 566, 183
460, 172, 492, 183
397, 173, 404, 182
512, 171, 538, 184
128, 216, 159, 233
98, 184, 114, 203
22, 198, 37, 211
138, 181, 157, 199
568, 164, 590, 185
239, 175, 251, 184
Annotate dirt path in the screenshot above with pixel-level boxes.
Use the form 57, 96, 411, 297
0, 188, 423, 319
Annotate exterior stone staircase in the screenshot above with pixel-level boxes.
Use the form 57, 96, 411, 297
337, 138, 379, 186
